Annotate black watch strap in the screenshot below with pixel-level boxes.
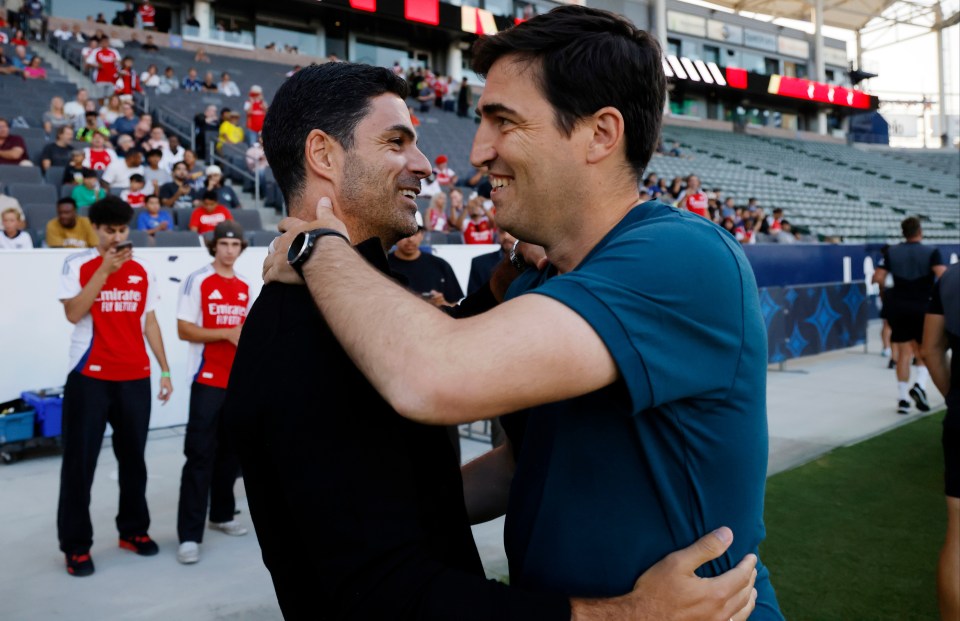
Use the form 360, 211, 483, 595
288, 228, 350, 278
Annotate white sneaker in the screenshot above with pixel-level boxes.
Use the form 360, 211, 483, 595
177, 541, 200, 564
208, 520, 248, 536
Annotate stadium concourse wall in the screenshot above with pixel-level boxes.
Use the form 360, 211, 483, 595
2, 242, 957, 428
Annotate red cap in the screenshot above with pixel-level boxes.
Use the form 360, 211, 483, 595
435, 155, 448, 165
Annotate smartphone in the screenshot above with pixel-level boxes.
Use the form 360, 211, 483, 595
115, 241, 134, 252
421, 291, 433, 298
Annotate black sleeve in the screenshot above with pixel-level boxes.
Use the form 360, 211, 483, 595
442, 262, 464, 302
877, 249, 889, 270
446, 281, 497, 319
467, 257, 484, 296
931, 248, 944, 268
158, 183, 174, 200
928, 278, 944, 315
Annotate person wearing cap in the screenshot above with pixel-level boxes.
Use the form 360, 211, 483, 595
217, 109, 245, 153
189, 190, 233, 234
433, 154, 457, 187
175, 220, 253, 565
243, 85, 267, 145
199, 164, 241, 210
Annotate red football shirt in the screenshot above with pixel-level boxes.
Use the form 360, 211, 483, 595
246, 99, 266, 132
462, 217, 495, 244
189, 205, 233, 234
93, 48, 119, 83
178, 266, 253, 388
58, 250, 159, 381
84, 147, 113, 171
139, 5, 156, 27
681, 191, 709, 218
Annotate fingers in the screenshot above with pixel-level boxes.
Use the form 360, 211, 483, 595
315, 196, 333, 219
730, 588, 758, 621
672, 527, 735, 572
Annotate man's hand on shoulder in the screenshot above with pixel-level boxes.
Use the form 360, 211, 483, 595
571, 527, 757, 621
262, 197, 348, 285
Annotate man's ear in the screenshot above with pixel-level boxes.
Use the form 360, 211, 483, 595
584, 106, 625, 166
304, 129, 340, 183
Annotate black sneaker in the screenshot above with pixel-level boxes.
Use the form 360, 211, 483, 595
897, 399, 911, 415
119, 534, 159, 556
65, 552, 95, 576
887, 359, 897, 369
909, 384, 930, 412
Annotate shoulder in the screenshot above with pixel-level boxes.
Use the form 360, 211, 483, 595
63, 248, 97, 272
183, 264, 214, 292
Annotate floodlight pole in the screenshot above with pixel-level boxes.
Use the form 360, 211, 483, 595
654, 0, 670, 112
811, 0, 827, 135
934, 4, 947, 147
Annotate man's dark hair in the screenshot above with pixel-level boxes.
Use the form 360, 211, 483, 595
56, 125, 73, 139
57, 197, 77, 210
901, 216, 922, 238
129, 173, 145, 183
89, 195, 133, 226
261, 62, 409, 206
85, 111, 98, 118
81, 168, 98, 179
203, 189, 218, 201
471, 5, 665, 179
146, 148, 162, 159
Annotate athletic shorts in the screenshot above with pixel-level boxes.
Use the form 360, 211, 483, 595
91, 81, 115, 100
945, 415, 959, 499
889, 310, 925, 344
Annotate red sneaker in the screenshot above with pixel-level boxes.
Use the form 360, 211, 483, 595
118, 534, 159, 556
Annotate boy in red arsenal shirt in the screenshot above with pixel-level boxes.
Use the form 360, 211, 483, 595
175, 221, 253, 564
57, 196, 173, 577
189, 190, 233, 234
91, 37, 120, 102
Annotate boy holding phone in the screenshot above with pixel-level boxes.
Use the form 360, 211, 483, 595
56, 196, 173, 577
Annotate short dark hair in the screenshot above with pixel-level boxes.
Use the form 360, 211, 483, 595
56, 125, 73, 138
261, 62, 409, 206
145, 194, 160, 204
89, 195, 133, 226
129, 173, 145, 183
471, 5, 665, 179
146, 148, 162, 159
81, 168, 98, 179
202, 189, 218, 201
57, 197, 77, 210
901, 216, 921, 238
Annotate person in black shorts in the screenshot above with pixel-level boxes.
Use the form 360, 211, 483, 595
873, 217, 946, 414
922, 262, 959, 621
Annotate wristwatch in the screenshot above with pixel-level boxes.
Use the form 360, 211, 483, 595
287, 228, 350, 278
509, 239, 527, 272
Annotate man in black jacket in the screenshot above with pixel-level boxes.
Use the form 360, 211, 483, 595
225, 61, 756, 621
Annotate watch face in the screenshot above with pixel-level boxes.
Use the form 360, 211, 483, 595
288, 231, 308, 265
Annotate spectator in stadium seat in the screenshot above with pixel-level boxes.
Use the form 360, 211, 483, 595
72, 169, 107, 208
195, 104, 220, 159
675, 174, 708, 218
101, 149, 144, 191
82, 132, 117, 171
189, 190, 233, 234
10, 29, 29, 47
434, 154, 458, 187
142, 36, 159, 53
920, 263, 960, 621
115, 56, 143, 101
459, 195, 496, 244
874, 217, 946, 414
46, 197, 98, 248
23, 55, 46, 80
199, 165, 240, 210
389, 212, 463, 309
143, 149, 171, 194
112, 102, 138, 138
136, 194, 172, 235
245, 139, 268, 188
181, 149, 205, 188
77, 111, 111, 143
0, 49, 20, 76
218, 72, 240, 97
62, 150, 86, 186
762, 207, 784, 235
11, 45, 32, 71
773, 220, 798, 244
0, 206, 33, 249
140, 64, 160, 88
99, 95, 124, 129
243, 86, 267, 144
425, 192, 449, 232
161, 135, 185, 169
145, 127, 169, 153
113, 134, 139, 159
65, 89, 91, 130
721, 196, 736, 220
182, 68, 203, 92
90, 38, 121, 103
194, 48, 211, 64
157, 66, 178, 94
44, 97, 71, 136
0, 118, 30, 166
201, 71, 218, 93
160, 161, 199, 209
666, 176, 683, 201
416, 80, 432, 113
217, 110, 245, 152
40, 126, 75, 173
121, 174, 147, 208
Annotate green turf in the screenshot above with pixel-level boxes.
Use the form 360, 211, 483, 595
761, 412, 947, 621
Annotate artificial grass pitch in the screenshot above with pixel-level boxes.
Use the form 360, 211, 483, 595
761, 412, 946, 621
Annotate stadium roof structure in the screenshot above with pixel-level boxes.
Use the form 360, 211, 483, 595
705, 0, 958, 34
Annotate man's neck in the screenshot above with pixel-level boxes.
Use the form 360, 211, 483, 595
393, 250, 420, 262
544, 189, 641, 274
212, 261, 234, 278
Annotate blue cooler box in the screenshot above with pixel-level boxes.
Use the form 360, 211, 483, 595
0, 399, 36, 444
21, 389, 64, 438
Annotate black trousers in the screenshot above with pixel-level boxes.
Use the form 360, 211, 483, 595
177, 382, 240, 543
57, 372, 152, 554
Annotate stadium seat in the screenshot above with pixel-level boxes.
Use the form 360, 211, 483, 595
249, 230, 277, 247
172, 207, 195, 231
21, 203, 57, 231
60, 183, 76, 198
8, 183, 57, 206
127, 229, 151, 247
44, 166, 65, 187
0, 166, 43, 185
153, 231, 204, 247
230, 209, 262, 232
